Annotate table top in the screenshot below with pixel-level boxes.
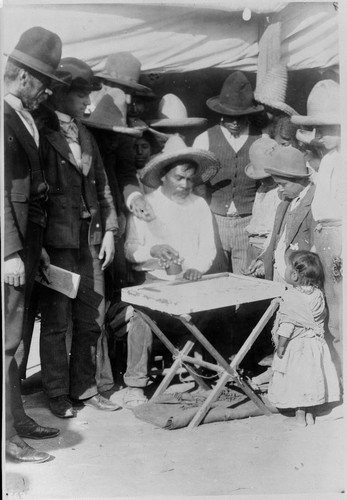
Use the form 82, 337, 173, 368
121, 272, 286, 315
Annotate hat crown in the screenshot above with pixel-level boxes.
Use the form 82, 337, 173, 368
59, 57, 98, 90
158, 94, 188, 120
269, 145, 308, 177
161, 134, 188, 154
86, 87, 127, 126
103, 52, 141, 84
9, 26, 62, 77
307, 79, 340, 118
219, 71, 254, 111
247, 137, 278, 178
255, 64, 288, 104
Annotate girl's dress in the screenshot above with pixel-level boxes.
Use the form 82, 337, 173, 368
268, 285, 340, 409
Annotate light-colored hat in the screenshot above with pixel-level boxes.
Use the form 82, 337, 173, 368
81, 87, 141, 137
291, 80, 340, 126
207, 71, 263, 116
149, 94, 207, 128
264, 145, 311, 179
140, 134, 220, 188
254, 64, 298, 117
245, 137, 278, 180
7, 26, 67, 85
95, 52, 151, 93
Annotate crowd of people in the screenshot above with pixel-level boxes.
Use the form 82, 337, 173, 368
4, 26, 343, 463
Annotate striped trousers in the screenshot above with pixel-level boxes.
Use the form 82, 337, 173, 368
214, 214, 251, 275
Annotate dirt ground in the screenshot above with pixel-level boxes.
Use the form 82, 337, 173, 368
4, 325, 346, 500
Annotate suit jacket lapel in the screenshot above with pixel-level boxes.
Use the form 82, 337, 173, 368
5, 102, 38, 160
285, 185, 315, 246
45, 129, 81, 173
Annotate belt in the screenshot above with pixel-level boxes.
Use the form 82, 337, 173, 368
223, 213, 251, 218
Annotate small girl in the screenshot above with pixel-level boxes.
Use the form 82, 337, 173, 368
268, 250, 340, 426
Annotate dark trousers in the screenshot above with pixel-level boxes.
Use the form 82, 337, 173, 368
5, 222, 43, 439
39, 221, 105, 400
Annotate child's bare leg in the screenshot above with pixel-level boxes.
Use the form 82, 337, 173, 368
306, 406, 315, 425
284, 408, 307, 427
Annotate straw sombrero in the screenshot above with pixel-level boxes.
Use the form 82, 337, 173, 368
291, 80, 340, 126
149, 94, 207, 128
140, 134, 220, 188
254, 64, 298, 117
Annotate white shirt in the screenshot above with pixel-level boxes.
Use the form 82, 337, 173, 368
311, 149, 342, 222
5, 93, 40, 146
55, 110, 82, 166
125, 187, 216, 280
193, 124, 249, 215
273, 183, 311, 279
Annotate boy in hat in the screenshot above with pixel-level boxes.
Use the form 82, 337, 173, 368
122, 135, 220, 407
4, 26, 66, 463
193, 71, 263, 275
247, 145, 315, 282
292, 80, 343, 379
38, 57, 121, 418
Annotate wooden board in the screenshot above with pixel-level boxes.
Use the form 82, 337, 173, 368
121, 272, 286, 315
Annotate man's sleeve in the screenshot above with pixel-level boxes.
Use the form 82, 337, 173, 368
124, 214, 152, 263
194, 200, 217, 274
192, 131, 209, 151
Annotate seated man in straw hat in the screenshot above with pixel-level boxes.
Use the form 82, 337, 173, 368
247, 145, 315, 283
122, 135, 222, 408
292, 80, 343, 381
193, 71, 263, 275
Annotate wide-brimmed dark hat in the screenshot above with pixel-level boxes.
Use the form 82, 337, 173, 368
245, 137, 278, 180
7, 26, 67, 85
254, 64, 298, 117
291, 80, 340, 126
149, 94, 207, 128
207, 71, 264, 116
264, 145, 311, 179
140, 134, 220, 188
81, 87, 141, 137
57, 58, 101, 92
95, 52, 151, 93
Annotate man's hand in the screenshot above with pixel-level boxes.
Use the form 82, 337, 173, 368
150, 244, 179, 262
130, 195, 156, 222
246, 259, 265, 278
4, 253, 26, 287
99, 231, 115, 270
183, 268, 202, 281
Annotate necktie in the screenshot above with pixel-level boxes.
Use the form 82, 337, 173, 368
60, 120, 79, 144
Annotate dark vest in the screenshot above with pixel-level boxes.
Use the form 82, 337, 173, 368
207, 124, 260, 216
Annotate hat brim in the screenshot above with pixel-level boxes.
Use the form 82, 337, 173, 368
148, 118, 208, 128
255, 97, 298, 117
264, 166, 311, 179
140, 147, 220, 188
291, 114, 340, 126
245, 162, 270, 180
95, 72, 151, 93
81, 115, 141, 137
8, 50, 68, 85
206, 96, 264, 116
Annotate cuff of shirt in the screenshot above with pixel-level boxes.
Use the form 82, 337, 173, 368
125, 191, 143, 210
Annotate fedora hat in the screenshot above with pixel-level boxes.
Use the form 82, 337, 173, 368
264, 145, 311, 179
291, 80, 340, 126
81, 87, 141, 137
245, 137, 278, 180
7, 26, 67, 85
149, 94, 207, 128
140, 134, 220, 188
95, 52, 151, 93
57, 58, 101, 92
254, 64, 298, 117
207, 71, 263, 116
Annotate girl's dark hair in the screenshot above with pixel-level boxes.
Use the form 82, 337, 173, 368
288, 250, 325, 289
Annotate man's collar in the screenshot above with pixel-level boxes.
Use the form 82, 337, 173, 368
221, 123, 249, 140
5, 93, 25, 111
55, 110, 73, 123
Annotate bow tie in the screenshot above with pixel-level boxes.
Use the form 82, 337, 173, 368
60, 120, 79, 144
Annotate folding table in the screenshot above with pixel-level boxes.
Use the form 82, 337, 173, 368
121, 272, 285, 429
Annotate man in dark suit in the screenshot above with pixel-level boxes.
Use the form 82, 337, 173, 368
4, 27, 68, 463
248, 145, 315, 281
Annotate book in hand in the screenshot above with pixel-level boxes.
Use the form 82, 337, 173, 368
36, 265, 81, 298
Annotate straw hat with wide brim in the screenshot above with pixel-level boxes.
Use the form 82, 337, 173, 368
81, 87, 141, 137
264, 144, 311, 179
254, 64, 298, 117
95, 52, 151, 93
149, 94, 207, 128
6, 26, 67, 85
291, 80, 340, 126
245, 137, 278, 180
140, 134, 220, 188
207, 71, 263, 116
